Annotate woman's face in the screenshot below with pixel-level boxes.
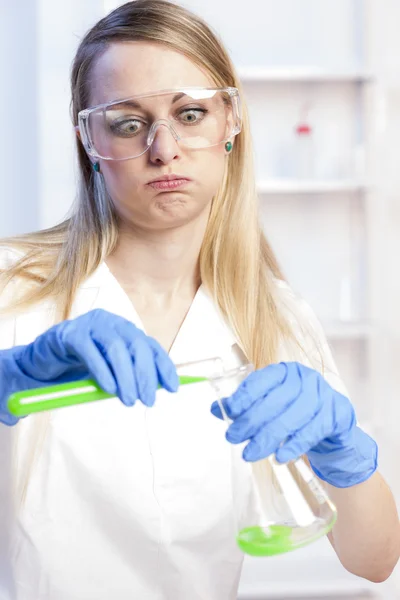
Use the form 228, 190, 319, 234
87, 42, 230, 231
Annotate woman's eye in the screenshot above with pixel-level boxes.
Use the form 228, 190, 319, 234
109, 118, 144, 137
179, 109, 207, 124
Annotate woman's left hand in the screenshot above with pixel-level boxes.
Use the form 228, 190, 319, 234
210, 362, 377, 488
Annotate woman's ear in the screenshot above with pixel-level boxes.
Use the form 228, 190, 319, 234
74, 125, 81, 141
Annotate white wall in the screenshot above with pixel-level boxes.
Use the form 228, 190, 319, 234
0, 0, 104, 237
364, 0, 400, 595
37, 0, 105, 229
0, 0, 39, 236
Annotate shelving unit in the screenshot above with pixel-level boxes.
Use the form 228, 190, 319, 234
322, 319, 374, 340
220, 1, 390, 598
237, 66, 373, 83
235, 3, 374, 441
257, 179, 368, 195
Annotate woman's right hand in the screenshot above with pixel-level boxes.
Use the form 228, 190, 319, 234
0, 308, 179, 425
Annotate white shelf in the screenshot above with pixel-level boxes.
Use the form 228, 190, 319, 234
257, 179, 367, 195
238, 538, 382, 599
237, 66, 373, 83
239, 581, 378, 599
323, 320, 374, 340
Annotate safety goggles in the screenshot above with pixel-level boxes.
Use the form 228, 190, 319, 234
78, 87, 242, 161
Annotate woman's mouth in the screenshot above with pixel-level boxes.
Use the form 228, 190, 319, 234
148, 179, 190, 191
147, 174, 192, 191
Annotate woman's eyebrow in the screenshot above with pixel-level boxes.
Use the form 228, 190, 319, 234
111, 92, 187, 109
171, 93, 185, 103
115, 92, 186, 108
110, 99, 143, 110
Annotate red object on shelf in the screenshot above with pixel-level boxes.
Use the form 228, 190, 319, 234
296, 123, 312, 135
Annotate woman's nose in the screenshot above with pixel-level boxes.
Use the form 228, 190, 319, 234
148, 123, 181, 164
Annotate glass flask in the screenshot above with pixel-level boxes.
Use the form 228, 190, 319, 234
201, 346, 338, 557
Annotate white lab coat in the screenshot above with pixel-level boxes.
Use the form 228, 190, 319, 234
0, 248, 349, 600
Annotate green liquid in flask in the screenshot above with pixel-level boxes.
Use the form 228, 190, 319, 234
237, 514, 337, 557
237, 525, 294, 557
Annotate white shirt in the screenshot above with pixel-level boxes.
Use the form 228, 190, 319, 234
0, 249, 348, 600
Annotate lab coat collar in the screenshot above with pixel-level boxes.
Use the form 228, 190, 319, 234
77, 261, 238, 365
80, 261, 111, 290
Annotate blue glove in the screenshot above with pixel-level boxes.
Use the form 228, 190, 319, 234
0, 308, 179, 426
211, 362, 378, 488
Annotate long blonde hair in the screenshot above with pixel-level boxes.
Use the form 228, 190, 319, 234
0, 0, 292, 369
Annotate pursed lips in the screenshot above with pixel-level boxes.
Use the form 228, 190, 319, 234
147, 174, 191, 191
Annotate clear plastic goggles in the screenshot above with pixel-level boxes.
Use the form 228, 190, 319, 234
78, 87, 242, 161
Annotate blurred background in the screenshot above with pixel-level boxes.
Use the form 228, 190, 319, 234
1, 0, 399, 598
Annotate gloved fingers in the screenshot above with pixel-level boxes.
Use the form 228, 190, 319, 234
0, 412, 19, 426
210, 400, 224, 420
65, 334, 119, 396
68, 310, 178, 393
258, 361, 303, 408
225, 362, 305, 441
94, 336, 138, 407
114, 321, 177, 402
275, 408, 328, 463
275, 385, 356, 463
227, 380, 319, 446
84, 310, 177, 398
225, 396, 289, 444
329, 391, 356, 440
218, 363, 288, 420
239, 397, 318, 461
210, 388, 288, 424
146, 336, 179, 393
25, 331, 73, 379
128, 335, 158, 407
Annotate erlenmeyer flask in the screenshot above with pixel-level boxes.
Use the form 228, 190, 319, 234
206, 347, 337, 557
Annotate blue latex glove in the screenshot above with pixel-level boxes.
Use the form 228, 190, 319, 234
211, 361, 378, 488
0, 308, 179, 426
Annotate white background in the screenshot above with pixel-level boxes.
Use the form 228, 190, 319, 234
1, 0, 400, 598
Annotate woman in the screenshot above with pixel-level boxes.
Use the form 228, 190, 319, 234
0, 1, 398, 598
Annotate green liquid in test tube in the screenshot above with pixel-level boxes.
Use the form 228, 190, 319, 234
7, 364, 210, 418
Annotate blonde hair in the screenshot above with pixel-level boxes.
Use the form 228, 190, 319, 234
0, 0, 293, 370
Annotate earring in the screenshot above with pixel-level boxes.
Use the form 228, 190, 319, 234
225, 141, 233, 153
92, 162, 100, 172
